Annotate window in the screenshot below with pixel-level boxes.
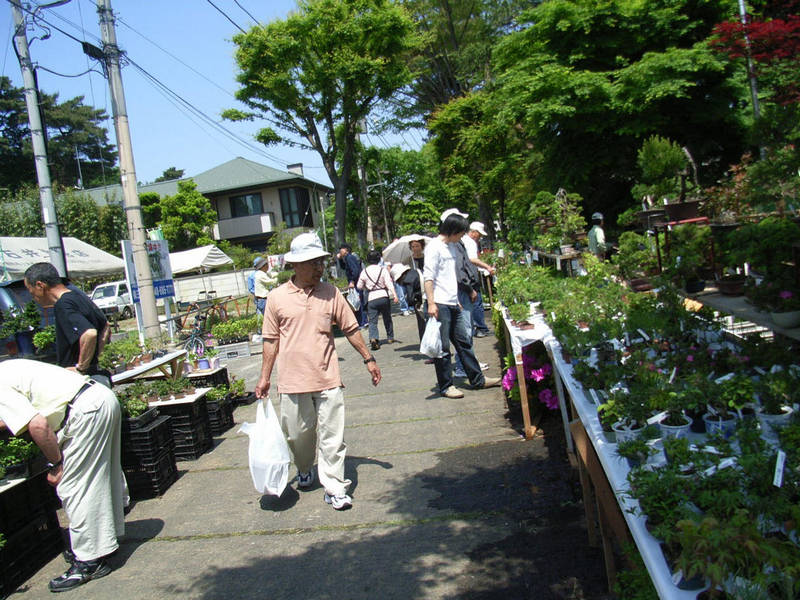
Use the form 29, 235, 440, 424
279, 187, 312, 228
230, 193, 263, 218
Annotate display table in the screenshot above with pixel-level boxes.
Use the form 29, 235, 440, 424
112, 349, 187, 385
536, 250, 583, 277
691, 288, 800, 342
544, 331, 699, 599
499, 306, 699, 599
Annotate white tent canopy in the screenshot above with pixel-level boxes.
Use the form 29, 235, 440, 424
169, 245, 234, 275
0, 236, 125, 280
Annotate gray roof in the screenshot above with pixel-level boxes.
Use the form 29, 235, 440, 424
80, 157, 331, 205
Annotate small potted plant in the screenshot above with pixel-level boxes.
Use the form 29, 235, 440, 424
608, 389, 652, 443
0, 301, 42, 355
0, 437, 39, 479
616, 437, 656, 468
203, 346, 220, 369
704, 375, 752, 438
651, 386, 692, 439
32, 325, 56, 354
755, 371, 796, 440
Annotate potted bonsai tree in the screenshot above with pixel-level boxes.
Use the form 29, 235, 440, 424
755, 370, 796, 440
704, 375, 753, 438
664, 225, 712, 294
0, 301, 42, 355
612, 231, 658, 291
616, 437, 656, 468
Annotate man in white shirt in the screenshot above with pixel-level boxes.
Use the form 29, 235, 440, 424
588, 212, 607, 259
0, 360, 126, 592
462, 221, 495, 337
423, 211, 501, 399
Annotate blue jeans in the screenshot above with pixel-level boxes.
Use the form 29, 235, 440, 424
255, 296, 266, 315
454, 290, 474, 373
395, 282, 409, 312
367, 296, 394, 341
472, 290, 489, 332
433, 303, 484, 394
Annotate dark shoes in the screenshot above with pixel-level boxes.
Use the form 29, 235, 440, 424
49, 559, 111, 593
370, 339, 380, 351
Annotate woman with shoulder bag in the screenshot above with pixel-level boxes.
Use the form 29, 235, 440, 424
356, 250, 398, 350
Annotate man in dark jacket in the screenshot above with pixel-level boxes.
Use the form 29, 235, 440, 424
24, 263, 112, 387
336, 243, 367, 327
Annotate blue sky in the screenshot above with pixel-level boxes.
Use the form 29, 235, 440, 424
1, 0, 423, 187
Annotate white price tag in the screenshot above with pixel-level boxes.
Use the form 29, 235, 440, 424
624, 332, 630, 347
647, 410, 667, 425
774, 450, 786, 488
637, 328, 650, 342
551, 311, 556, 322
532, 251, 539, 261
714, 373, 736, 384
668, 367, 677, 383
556, 257, 561, 271
754, 366, 767, 375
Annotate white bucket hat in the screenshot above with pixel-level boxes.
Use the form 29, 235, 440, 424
592, 212, 604, 220
440, 208, 468, 222
283, 232, 330, 263
390, 263, 410, 281
469, 221, 488, 236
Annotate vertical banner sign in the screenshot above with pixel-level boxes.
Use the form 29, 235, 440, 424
121, 240, 175, 302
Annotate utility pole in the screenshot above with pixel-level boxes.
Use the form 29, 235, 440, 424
356, 119, 374, 248
96, 0, 160, 340
10, 1, 67, 277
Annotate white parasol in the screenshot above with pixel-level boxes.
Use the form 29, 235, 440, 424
381, 234, 434, 266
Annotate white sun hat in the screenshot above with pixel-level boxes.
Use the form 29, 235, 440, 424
390, 263, 410, 281
440, 208, 468, 222
283, 232, 330, 263
469, 221, 488, 236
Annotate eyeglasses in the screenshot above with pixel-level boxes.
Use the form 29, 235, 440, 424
308, 258, 327, 266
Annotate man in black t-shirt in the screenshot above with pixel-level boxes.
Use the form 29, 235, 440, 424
24, 263, 112, 387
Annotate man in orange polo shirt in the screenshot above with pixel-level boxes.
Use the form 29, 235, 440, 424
254, 232, 381, 510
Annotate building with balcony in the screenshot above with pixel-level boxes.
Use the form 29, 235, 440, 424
81, 157, 333, 251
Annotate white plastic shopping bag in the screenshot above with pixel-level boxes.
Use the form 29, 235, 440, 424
347, 287, 361, 311
238, 397, 290, 496
419, 317, 443, 358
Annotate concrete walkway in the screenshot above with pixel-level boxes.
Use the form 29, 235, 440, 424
13, 311, 608, 600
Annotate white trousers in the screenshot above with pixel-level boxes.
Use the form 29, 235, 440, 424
57, 383, 127, 562
280, 387, 351, 497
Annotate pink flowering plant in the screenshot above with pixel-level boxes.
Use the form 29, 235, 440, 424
501, 343, 558, 412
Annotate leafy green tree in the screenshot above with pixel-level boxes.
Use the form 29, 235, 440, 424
490, 0, 748, 219
225, 0, 420, 247
396, 197, 439, 235
159, 181, 215, 251
153, 167, 184, 183
56, 190, 102, 245
139, 192, 162, 229
96, 203, 127, 256
0, 77, 117, 192
397, 0, 540, 122
0, 185, 41, 236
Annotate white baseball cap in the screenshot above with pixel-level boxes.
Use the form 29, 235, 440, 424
390, 263, 410, 281
440, 208, 468, 222
592, 212, 604, 220
469, 221, 488, 236
283, 232, 330, 263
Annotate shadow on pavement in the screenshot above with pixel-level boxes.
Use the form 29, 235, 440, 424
114, 518, 165, 569
171, 416, 609, 600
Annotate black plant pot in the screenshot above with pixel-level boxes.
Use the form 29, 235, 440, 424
684, 279, 706, 294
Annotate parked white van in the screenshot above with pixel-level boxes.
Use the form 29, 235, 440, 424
91, 280, 134, 319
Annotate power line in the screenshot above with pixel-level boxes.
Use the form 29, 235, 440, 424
114, 14, 235, 100
205, 0, 246, 34
125, 55, 289, 168
233, 0, 260, 26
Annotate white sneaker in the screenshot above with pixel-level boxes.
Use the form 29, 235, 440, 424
479, 362, 489, 371
453, 367, 467, 377
324, 492, 353, 510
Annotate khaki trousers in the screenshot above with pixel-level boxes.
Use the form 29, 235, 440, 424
58, 383, 127, 562
279, 387, 351, 497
